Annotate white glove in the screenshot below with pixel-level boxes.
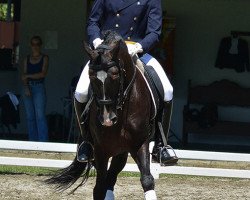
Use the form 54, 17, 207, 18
93, 38, 104, 49
128, 43, 143, 56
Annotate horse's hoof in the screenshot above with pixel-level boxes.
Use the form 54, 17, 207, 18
145, 190, 157, 200
104, 190, 115, 200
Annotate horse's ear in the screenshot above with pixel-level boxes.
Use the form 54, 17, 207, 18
110, 39, 126, 59
84, 41, 98, 60
118, 40, 128, 53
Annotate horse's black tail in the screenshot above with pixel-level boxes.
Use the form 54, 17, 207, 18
45, 157, 93, 193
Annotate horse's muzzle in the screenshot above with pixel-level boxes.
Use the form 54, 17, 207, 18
99, 109, 118, 127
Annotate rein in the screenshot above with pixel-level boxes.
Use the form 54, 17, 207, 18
116, 58, 137, 110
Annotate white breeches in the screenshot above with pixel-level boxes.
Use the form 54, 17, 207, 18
140, 53, 173, 102
75, 54, 173, 103
75, 61, 91, 103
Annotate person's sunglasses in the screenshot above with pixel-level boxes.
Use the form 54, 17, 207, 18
31, 42, 41, 47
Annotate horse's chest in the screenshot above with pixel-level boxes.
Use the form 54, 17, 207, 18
91, 127, 129, 152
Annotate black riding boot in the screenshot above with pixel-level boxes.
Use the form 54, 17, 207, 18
152, 101, 178, 165
74, 98, 94, 162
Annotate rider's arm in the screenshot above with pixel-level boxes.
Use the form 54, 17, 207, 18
139, 0, 162, 53
25, 56, 49, 79
87, 0, 104, 47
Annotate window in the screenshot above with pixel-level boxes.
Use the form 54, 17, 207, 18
0, 0, 21, 22
0, 0, 21, 68
0, 3, 14, 21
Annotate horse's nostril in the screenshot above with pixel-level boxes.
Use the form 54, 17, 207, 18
102, 118, 114, 127
109, 112, 118, 123
99, 110, 118, 127
111, 117, 118, 125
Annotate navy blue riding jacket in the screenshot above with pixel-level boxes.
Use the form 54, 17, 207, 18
87, 0, 162, 53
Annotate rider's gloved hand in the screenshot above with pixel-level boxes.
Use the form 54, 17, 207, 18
93, 38, 104, 49
128, 43, 143, 56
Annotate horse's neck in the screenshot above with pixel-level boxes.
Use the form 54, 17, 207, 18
124, 55, 135, 84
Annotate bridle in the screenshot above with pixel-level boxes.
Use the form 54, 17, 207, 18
89, 44, 137, 111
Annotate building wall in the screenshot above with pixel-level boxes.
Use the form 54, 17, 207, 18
164, 0, 250, 145
20, 0, 87, 111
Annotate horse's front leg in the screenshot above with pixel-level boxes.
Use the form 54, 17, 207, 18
104, 152, 128, 200
131, 141, 157, 200
93, 148, 109, 200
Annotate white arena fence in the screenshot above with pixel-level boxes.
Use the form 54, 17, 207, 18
0, 140, 250, 179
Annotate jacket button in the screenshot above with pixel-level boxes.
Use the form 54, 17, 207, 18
127, 37, 131, 40
134, 17, 137, 21
116, 24, 119, 28
116, 13, 120, 17
137, 1, 141, 5
130, 27, 133, 31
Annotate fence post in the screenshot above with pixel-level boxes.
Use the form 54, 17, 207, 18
151, 164, 160, 179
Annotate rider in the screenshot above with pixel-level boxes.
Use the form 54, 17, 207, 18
75, 0, 178, 165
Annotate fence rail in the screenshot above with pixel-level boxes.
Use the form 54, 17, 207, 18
0, 140, 250, 179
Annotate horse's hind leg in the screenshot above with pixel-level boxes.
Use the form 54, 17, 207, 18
105, 152, 128, 199
131, 142, 157, 200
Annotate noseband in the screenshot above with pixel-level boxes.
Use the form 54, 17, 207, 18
89, 44, 137, 110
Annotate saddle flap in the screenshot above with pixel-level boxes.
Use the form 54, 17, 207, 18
135, 60, 164, 120
144, 64, 165, 111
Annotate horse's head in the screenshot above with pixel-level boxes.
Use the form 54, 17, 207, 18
84, 31, 130, 127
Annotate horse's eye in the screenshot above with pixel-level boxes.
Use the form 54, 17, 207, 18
109, 71, 119, 80
108, 67, 119, 79
89, 69, 97, 78
111, 74, 119, 80
112, 70, 119, 75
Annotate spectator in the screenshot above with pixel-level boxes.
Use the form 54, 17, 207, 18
21, 36, 49, 142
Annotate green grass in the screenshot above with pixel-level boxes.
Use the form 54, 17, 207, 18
0, 165, 56, 175
0, 165, 141, 177
160, 173, 242, 180
0, 165, 242, 181
118, 171, 140, 177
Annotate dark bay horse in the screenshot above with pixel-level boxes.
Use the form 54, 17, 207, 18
47, 31, 157, 200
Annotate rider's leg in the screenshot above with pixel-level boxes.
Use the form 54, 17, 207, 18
140, 54, 178, 165
140, 54, 173, 102
75, 61, 90, 103
74, 62, 93, 162
152, 101, 178, 165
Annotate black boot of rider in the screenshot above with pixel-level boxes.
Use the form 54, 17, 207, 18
74, 98, 94, 162
152, 141, 178, 166
77, 141, 94, 162
152, 101, 178, 165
